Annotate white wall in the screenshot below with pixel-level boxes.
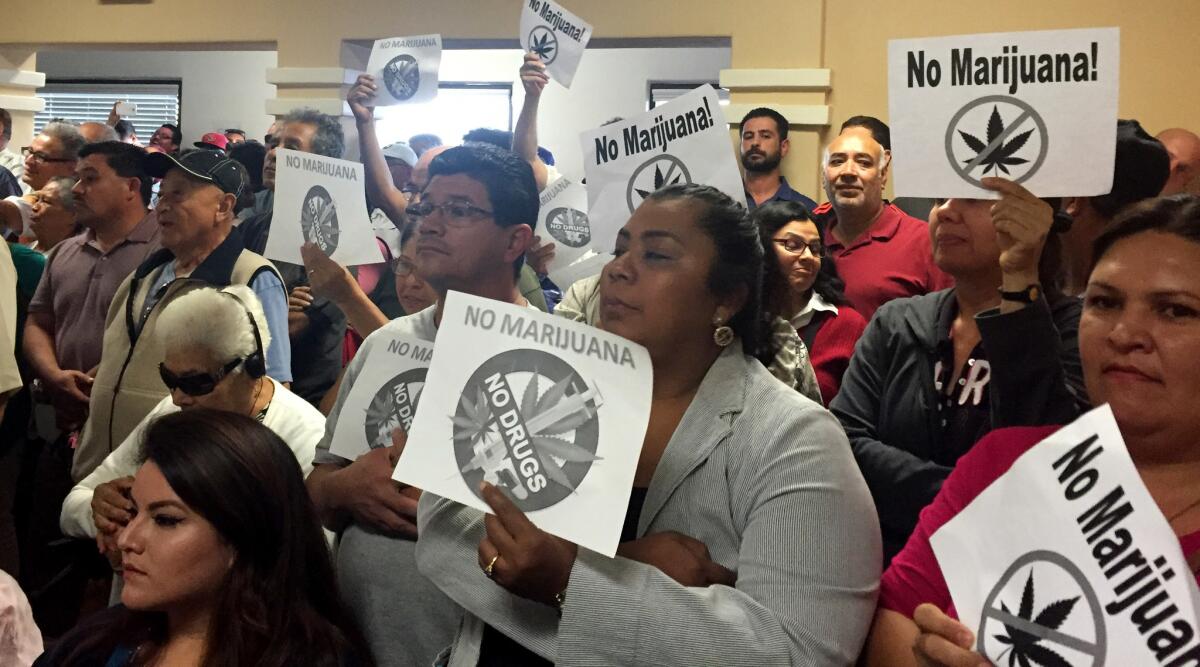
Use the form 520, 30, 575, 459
356, 46, 732, 182
37, 49, 277, 146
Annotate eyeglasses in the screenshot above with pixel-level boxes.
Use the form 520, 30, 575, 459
406, 200, 494, 227
392, 257, 419, 278
21, 147, 75, 164
400, 184, 420, 202
159, 358, 241, 397
773, 237, 825, 258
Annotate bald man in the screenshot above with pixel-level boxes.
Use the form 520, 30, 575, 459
1158, 128, 1200, 195
79, 122, 118, 144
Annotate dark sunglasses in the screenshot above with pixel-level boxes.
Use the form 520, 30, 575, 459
158, 358, 242, 397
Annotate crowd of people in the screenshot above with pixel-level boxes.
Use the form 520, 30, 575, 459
0, 49, 1197, 666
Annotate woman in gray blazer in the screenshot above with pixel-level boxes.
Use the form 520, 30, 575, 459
415, 184, 882, 666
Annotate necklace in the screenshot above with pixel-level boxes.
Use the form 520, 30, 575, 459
249, 378, 266, 422
1167, 493, 1200, 525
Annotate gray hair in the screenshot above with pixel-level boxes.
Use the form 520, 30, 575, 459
281, 107, 345, 159
41, 122, 86, 160
156, 284, 271, 373
80, 122, 119, 143
43, 176, 78, 209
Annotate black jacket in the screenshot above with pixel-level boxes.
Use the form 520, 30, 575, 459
830, 288, 1087, 560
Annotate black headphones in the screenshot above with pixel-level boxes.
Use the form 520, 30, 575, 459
220, 290, 267, 379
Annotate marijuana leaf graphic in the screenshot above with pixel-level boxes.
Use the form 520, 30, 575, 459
959, 105, 1034, 176
452, 386, 493, 448
634, 163, 685, 199
993, 569, 1079, 667
531, 32, 556, 61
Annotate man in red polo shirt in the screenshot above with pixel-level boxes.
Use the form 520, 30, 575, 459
812, 118, 952, 321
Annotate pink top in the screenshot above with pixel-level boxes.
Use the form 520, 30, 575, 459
880, 425, 1200, 619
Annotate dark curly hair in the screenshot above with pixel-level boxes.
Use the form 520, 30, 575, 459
751, 200, 849, 317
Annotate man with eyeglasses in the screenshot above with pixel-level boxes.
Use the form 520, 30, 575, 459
307, 142, 538, 667
0, 122, 85, 239
240, 108, 348, 406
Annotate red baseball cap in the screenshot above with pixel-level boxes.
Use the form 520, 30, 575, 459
194, 132, 229, 151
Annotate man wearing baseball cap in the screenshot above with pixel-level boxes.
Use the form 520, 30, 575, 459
194, 132, 229, 152
72, 150, 291, 482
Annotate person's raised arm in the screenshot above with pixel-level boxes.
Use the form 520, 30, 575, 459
301, 242, 388, 337
514, 52, 551, 192
348, 75, 408, 223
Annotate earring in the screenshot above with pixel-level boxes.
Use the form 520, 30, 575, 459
712, 317, 735, 347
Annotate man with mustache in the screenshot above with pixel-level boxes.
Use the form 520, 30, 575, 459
740, 107, 817, 211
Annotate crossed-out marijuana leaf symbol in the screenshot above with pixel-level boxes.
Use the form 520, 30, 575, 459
529, 27, 559, 65
958, 105, 1034, 176
993, 569, 1080, 667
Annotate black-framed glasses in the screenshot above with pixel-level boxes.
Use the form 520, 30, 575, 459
400, 184, 420, 201
406, 200, 494, 227
159, 358, 242, 397
392, 256, 419, 278
21, 147, 75, 164
773, 237, 825, 258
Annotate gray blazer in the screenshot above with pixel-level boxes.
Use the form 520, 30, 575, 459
416, 346, 882, 666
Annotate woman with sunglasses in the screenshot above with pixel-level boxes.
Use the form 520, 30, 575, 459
754, 200, 867, 405
59, 285, 326, 556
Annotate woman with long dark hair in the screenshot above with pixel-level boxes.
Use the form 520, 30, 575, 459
414, 184, 881, 665
37, 409, 370, 666
755, 200, 868, 404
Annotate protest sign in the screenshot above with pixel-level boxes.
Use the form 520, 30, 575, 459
394, 291, 652, 556
888, 28, 1119, 198
519, 0, 592, 88
534, 176, 606, 286
550, 251, 609, 293
264, 149, 383, 267
932, 405, 1200, 666
580, 85, 743, 252
370, 207, 403, 257
367, 34, 442, 106
329, 332, 433, 461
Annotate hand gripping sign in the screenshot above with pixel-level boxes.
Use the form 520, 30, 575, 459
888, 28, 1119, 198
932, 405, 1200, 666
519, 0, 592, 88
264, 148, 383, 267
394, 292, 652, 556
366, 34, 442, 106
329, 332, 433, 461
579, 85, 744, 257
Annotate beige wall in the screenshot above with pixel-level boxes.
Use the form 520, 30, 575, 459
2, 0, 1198, 199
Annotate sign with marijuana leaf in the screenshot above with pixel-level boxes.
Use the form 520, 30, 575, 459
394, 291, 651, 556
329, 331, 433, 461
580, 85, 743, 252
888, 28, 1119, 198
366, 34, 442, 106
535, 177, 611, 288
519, 0, 591, 88
265, 149, 383, 267
931, 406, 1200, 665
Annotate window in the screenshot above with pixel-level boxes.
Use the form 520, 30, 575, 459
373, 82, 513, 149
35, 79, 181, 139
648, 82, 729, 110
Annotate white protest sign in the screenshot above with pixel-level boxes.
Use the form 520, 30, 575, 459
580, 85, 743, 251
932, 405, 1200, 666
394, 291, 652, 556
551, 251, 609, 292
264, 149, 383, 267
370, 207, 403, 257
534, 177, 603, 286
888, 28, 1119, 198
519, 0, 592, 88
367, 34, 442, 106
329, 332, 433, 461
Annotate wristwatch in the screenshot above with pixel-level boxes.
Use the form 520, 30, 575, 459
999, 284, 1041, 304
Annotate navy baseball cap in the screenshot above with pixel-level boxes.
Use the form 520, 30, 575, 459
144, 149, 247, 197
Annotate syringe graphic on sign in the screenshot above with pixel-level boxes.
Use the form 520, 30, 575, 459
455, 362, 603, 508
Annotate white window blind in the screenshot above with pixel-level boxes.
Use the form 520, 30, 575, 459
35, 81, 181, 139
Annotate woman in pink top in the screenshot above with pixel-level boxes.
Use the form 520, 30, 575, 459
864, 194, 1200, 666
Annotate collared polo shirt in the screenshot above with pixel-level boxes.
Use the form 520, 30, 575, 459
817, 202, 953, 321
745, 175, 817, 211
27, 211, 160, 373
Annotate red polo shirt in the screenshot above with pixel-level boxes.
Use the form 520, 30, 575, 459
815, 202, 953, 321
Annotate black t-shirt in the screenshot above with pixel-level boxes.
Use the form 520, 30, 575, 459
240, 208, 346, 405
477, 487, 650, 666
932, 299, 993, 465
